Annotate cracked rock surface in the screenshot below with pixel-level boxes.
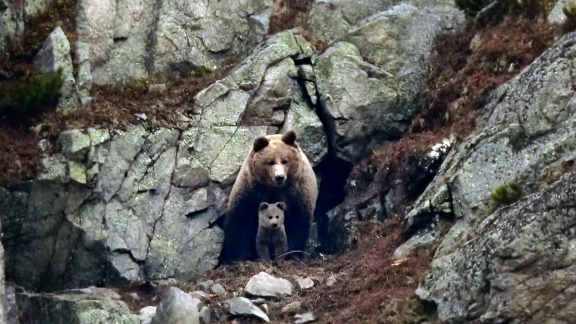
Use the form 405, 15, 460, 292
16, 287, 139, 323
75, 0, 271, 85
0, 31, 326, 292
418, 168, 576, 323
313, 1, 464, 162
399, 31, 576, 322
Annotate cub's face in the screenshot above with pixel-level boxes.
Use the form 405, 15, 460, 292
250, 130, 299, 188
258, 202, 286, 229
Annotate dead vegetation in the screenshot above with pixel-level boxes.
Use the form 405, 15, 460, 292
268, 0, 328, 51
347, 13, 554, 204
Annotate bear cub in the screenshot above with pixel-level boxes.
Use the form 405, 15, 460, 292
256, 202, 289, 261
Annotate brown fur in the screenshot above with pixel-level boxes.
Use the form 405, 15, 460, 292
256, 202, 289, 261
221, 130, 318, 263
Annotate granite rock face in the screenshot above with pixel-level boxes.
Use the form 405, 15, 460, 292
398, 30, 576, 322
16, 287, 139, 324
314, 2, 464, 162
0, 31, 327, 292
75, 0, 272, 85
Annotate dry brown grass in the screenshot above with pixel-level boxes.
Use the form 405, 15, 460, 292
268, 0, 328, 51
348, 14, 554, 205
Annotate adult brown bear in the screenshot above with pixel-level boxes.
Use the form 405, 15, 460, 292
220, 130, 318, 263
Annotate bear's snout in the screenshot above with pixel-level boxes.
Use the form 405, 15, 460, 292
275, 175, 286, 185
272, 223, 278, 228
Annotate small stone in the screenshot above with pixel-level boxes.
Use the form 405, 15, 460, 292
210, 283, 226, 296
196, 280, 214, 292
58, 129, 91, 160
251, 298, 266, 305
190, 290, 210, 302
281, 301, 302, 314
245, 272, 293, 299
295, 276, 314, 290
148, 84, 167, 93
225, 297, 269, 322
326, 275, 337, 287
294, 312, 316, 323
199, 306, 211, 324
135, 113, 148, 121
151, 287, 200, 324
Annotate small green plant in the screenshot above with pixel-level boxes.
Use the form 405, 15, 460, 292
490, 181, 523, 205
563, 3, 576, 20
0, 68, 64, 118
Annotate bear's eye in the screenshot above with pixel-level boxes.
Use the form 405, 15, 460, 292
268, 216, 273, 220
275, 216, 279, 219
281, 159, 288, 164
267, 161, 275, 166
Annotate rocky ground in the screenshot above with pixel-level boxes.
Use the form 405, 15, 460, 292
112, 215, 433, 323
1, 0, 572, 322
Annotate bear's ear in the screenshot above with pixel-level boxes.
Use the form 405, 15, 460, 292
281, 130, 297, 147
276, 202, 286, 211
259, 202, 269, 211
253, 136, 269, 152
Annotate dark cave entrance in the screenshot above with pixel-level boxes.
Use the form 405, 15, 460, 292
313, 155, 353, 254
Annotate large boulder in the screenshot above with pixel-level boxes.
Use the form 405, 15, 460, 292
0, 31, 328, 292
401, 31, 576, 322
418, 167, 576, 322
151, 287, 200, 324
314, 2, 464, 162
0, 127, 223, 290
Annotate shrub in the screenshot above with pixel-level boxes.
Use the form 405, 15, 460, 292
0, 68, 64, 119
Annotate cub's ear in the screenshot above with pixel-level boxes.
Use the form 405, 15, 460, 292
281, 130, 297, 147
253, 136, 269, 152
276, 202, 287, 211
259, 202, 269, 211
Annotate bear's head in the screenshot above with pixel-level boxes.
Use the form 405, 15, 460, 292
250, 130, 300, 188
258, 202, 286, 229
